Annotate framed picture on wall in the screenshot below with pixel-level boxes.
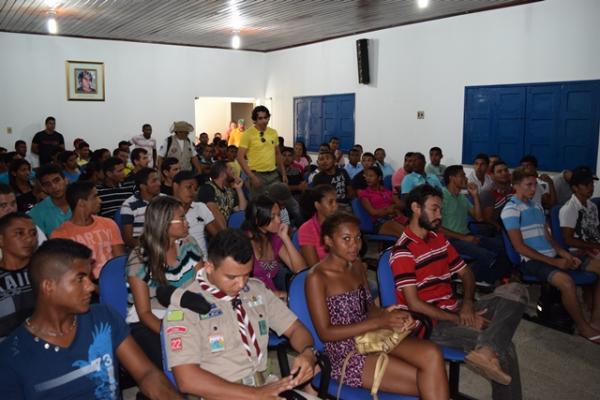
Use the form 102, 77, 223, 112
65, 60, 105, 101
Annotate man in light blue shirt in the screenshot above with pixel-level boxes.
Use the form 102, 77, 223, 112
374, 148, 394, 178
401, 152, 442, 195
28, 165, 71, 236
344, 147, 363, 179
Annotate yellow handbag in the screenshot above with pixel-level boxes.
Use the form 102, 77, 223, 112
337, 328, 411, 400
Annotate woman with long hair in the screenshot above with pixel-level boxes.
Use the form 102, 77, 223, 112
306, 212, 449, 399
243, 195, 306, 299
293, 141, 312, 175
126, 196, 203, 368
9, 159, 37, 212
297, 184, 338, 267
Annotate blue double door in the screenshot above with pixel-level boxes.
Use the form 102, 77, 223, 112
463, 80, 600, 171
294, 94, 355, 152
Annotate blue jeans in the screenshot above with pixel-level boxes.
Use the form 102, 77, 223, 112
449, 236, 512, 283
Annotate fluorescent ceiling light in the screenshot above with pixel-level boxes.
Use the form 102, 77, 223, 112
231, 34, 241, 49
47, 16, 58, 34
45, 0, 60, 8
417, 0, 429, 8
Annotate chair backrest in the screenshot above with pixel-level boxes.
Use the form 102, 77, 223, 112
351, 198, 375, 233
287, 270, 325, 352
292, 230, 301, 252
383, 175, 392, 191
113, 208, 125, 235
550, 205, 567, 249
500, 229, 522, 266
98, 255, 129, 319
227, 210, 245, 229
160, 326, 178, 387
377, 249, 397, 308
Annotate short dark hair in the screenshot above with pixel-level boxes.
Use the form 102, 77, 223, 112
404, 184, 443, 218
45, 116, 55, 124
14, 140, 26, 148
102, 157, 124, 174
77, 141, 90, 150
251, 105, 270, 121
321, 212, 360, 244
58, 150, 76, 164
362, 152, 375, 160
349, 148, 360, 156
173, 170, 196, 184
160, 157, 179, 174
414, 152, 426, 163
112, 148, 126, 157
227, 145, 238, 151
207, 229, 253, 267
135, 167, 157, 188
209, 161, 228, 180
37, 164, 64, 181
281, 146, 294, 155
443, 165, 464, 186
520, 154, 538, 168
118, 140, 131, 148
474, 153, 490, 164
374, 148, 385, 154
512, 168, 538, 185
429, 147, 442, 154
30, 239, 92, 297
142, 123, 152, 130
404, 152, 414, 160
66, 180, 96, 210
131, 148, 148, 164
490, 160, 508, 174
0, 183, 14, 195
329, 137, 340, 143
0, 212, 32, 234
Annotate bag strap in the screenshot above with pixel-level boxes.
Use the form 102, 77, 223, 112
336, 351, 389, 400
337, 350, 355, 400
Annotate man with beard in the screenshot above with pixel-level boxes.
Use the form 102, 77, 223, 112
390, 184, 526, 400
197, 161, 247, 229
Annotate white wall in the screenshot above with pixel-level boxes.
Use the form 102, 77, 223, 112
265, 0, 600, 170
0, 33, 265, 150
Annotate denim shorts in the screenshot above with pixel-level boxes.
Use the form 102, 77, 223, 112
521, 256, 589, 283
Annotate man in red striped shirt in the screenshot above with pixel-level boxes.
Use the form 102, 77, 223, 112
390, 184, 525, 400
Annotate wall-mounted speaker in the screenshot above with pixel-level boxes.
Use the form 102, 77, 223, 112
356, 39, 370, 85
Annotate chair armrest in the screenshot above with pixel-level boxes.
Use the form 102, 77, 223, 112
314, 351, 331, 399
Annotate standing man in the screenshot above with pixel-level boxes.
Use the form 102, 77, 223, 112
29, 165, 72, 237
162, 229, 316, 398
131, 123, 157, 167
237, 106, 286, 198
31, 116, 65, 166
157, 121, 203, 173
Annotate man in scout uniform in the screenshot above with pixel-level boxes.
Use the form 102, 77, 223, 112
237, 106, 287, 199
157, 121, 203, 173
163, 228, 317, 399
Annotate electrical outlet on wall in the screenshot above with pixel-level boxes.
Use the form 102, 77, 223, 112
417, 111, 425, 119
6, 127, 12, 134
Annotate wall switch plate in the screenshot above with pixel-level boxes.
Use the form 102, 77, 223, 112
417, 111, 425, 119
6, 127, 12, 134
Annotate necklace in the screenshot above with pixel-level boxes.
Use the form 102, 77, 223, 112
26, 316, 77, 337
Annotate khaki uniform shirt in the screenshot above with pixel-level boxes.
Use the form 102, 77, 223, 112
162, 274, 297, 382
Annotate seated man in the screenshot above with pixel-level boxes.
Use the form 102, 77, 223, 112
120, 167, 161, 248
51, 181, 125, 279
374, 147, 394, 178
519, 154, 556, 210
425, 146, 446, 182
502, 168, 600, 343
0, 183, 46, 244
226, 144, 241, 179
467, 153, 493, 193
442, 165, 511, 284
124, 147, 151, 184
197, 161, 247, 229
29, 165, 72, 236
392, 184, 526, 398
281, 146, 306, 197
391, 152, 415, 193
400, 152, 442, 195
0, 213, 37, 338
313, 151, 354, 207
160, 157, 180, 196
480, 160, 514, 232
0, 239, 180, 399
96, 157, 134, 218
344, 147, 363, 179
163, 229, 316, 398
173, 170, 219, 259
553, 169, 573, 205
350, 151, 376, 191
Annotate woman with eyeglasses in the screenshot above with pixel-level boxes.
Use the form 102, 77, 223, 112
126, 196, 203, 369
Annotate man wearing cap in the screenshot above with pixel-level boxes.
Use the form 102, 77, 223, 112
157, 121, 203, 172
163, 229, 316, 398
237, 106, 287, 199
228, 119, 245, 147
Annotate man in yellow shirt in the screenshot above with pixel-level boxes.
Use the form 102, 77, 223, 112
237, 106, 286, 198
227, 119, 245, 147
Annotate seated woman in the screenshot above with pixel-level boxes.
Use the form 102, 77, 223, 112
9, 159, 37, 212
298, 184, 338, 267
306, 212, 448, 399
293, 141, 312, 175
243, 195, 306, 299
358, 166, 406, 237
126, 196, 203, 369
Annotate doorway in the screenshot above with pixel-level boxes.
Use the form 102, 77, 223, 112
194, 97, 256, 143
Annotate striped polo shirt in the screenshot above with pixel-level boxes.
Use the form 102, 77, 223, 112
501, 195, 556, 261
96, 181, 135, 218
390, 227, 466, 315
120, 192, 149, 237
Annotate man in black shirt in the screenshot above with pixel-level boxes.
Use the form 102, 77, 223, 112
96, 157, 134, 218
0, 212, 37, 338
313, 151, 354, 205
160, 157, 180, 196
31, 116, 65, 165
351, 152, 376, 191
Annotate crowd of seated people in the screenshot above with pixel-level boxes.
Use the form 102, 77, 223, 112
1, 110, 599, 400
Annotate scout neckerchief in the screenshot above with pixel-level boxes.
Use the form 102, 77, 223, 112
196, 270, 262, 364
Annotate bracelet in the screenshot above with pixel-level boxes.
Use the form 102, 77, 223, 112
300, 345, 317, 358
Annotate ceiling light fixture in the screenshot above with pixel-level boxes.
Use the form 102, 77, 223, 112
47, 11, 58, 34
231, 33, 241, 49
417, 0, 429, 9
45, 0, 60, 8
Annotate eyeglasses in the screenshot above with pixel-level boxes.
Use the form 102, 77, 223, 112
259, 131, 265, 143
169, 219, 188, 225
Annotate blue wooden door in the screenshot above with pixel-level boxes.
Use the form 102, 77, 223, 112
294, 98, 309, 147
462, 87, 494, 163
495, 87, 526, 167
524, 84, 561, 171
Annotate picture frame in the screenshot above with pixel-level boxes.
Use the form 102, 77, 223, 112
65, 60, 105, 101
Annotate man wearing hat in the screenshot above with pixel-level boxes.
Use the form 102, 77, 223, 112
228, 118, 245, 147
157, 121, 203, 172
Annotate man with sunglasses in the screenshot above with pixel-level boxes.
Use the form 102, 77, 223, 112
237, 106, 287, 199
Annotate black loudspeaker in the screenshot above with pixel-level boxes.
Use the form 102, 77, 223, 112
356, 39, 370, 84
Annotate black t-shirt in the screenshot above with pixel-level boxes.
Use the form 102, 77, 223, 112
32, 130, 64, 165
313, 168, 351, 203
160, 183, 173, 196
0, 264, 34, 337
351, 171, 367, 191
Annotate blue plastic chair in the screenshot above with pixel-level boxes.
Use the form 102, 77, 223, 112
160, 324, 178, 387
227, 210, 245, 229
384, 175, 393, 191
113, 208, 125, 236
351, 198, 398, 243
292, 230, 301, 252
98, 255, 129, 319
376, 249, 472, 400
549, 205, 567, 249
288, 270, 417, 400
